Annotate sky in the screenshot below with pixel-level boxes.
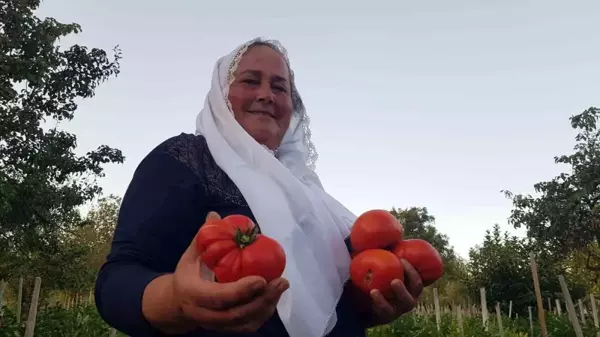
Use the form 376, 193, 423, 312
36, 0, 600, 258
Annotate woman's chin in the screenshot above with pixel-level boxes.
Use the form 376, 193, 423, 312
248, 128, 281, 151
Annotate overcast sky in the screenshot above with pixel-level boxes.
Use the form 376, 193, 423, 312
36, 0, 600, 258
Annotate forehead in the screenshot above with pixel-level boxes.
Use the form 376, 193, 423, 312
234, 45, 290, 79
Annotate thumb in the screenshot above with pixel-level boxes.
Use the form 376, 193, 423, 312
205, 211, 221, 222
179, 211, 222, 269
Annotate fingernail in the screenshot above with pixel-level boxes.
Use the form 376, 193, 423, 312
252, 280, 266, 292
277, 280, 289, 292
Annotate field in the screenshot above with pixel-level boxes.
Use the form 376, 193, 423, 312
1, 304, 599, 337
1, 294, 599, 337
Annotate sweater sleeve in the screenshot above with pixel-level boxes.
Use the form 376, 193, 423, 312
94, 141, 206, 336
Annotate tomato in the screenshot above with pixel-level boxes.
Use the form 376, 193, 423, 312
350, 249, 404, 299
350, 209, 403, 253
392, 239, 444, 287
195, 214, 286, 283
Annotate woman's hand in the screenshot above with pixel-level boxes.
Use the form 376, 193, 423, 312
361, 259, 423, 327
143, 212, 289, 335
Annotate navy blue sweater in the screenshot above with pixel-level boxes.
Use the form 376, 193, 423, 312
94, 134, 368, 337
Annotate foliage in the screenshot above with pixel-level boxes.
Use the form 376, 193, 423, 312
466, 224, 587, 316
368, 312, 600, 337
391, 207, 469, 305
504, 107, 600, 278
0, 0, 123, 288
391, 207, 456, 263
0, 305, 127, 337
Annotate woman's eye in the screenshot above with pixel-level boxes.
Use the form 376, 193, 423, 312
242, 79, 259, 85
273, 85, 287, 93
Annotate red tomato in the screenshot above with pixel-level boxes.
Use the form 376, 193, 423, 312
195, 214, 286, 283
392, 239, 444, 287
350, 209, 403, 253
350, 249, 404, 299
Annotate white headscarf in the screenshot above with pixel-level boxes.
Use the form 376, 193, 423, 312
195, 37, 357, 337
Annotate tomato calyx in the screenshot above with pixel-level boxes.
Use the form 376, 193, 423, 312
364, 269, 374, 286
234, 226, 259, 248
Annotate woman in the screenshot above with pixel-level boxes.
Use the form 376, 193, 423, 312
95, 38, 423, 337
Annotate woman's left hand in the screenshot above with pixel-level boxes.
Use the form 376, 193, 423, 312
363, 259, 423, 327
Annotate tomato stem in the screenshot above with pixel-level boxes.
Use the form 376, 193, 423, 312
235, 226, 259, 248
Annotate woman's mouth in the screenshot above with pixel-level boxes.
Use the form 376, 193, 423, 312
248, 110, 276, 119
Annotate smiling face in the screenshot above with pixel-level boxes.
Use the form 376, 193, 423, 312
228, 44, 293, 151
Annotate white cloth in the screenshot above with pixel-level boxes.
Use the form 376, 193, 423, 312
194, 38, 358, 337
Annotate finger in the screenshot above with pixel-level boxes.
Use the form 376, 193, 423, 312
401, 259, 424, 299
370, 289, 395, 322
247, 278, 289, 322
180, 211, 223, 264
390, 279, 417, 313
195, 275, 268, 310
206, 211, 221, 222
189, 278, 289, 328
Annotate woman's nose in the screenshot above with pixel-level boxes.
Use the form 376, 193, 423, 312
256, 83, 275, 103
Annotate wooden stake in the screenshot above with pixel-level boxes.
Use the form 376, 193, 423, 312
433, 288, 441, 332
530, 253, 548, 337
457, 304, 464, 336
0, 281, 6, 311
24, 277, 42, 337
16, 277, 23, 323
578, 298, 585, 323
590, 294, 599, 337
528, 306, 534, 336
480, 287, 489, 331
495, 302, 505, 337
556, 299, 562, 316
558, 275, 584, 337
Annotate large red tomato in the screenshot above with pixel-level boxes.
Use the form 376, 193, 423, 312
392, 239, 443, 286
350, 249, 404, 299
350, 209, 403, 253
195, 214, 286, 283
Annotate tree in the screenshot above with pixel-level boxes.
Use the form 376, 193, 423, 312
466, 224, 586, 315
76, 195, 121, 279
504, 107, 600, 277
390, 207, 468, 304
390, 207, 457, 262
0, 0, 124, 280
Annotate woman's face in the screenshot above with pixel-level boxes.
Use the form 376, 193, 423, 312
228, 44, 293, 150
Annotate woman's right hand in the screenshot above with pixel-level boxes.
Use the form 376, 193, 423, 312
143, 212, 290, 335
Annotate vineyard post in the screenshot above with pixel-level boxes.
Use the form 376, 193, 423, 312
480, 287, 489, 331
16, 277, 23, 323
530, 253, 548, 337
578, 298, 585, 323
590, 294, 599, 337
495, 302, 505, 337
556, 299, 563, 317
0, 280, 6, 312
528, 306, 534, 336
433, 288, 441, 332
508, 300, 512, 318
457, 304, 464, 336
558, 275, 584, 337
110, 328, 117, 337
24, 277, 42, 337
548, 298, 551, 311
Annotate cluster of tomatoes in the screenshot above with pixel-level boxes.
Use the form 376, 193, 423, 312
194, 210, 444, 299
348, 210, 444, 299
